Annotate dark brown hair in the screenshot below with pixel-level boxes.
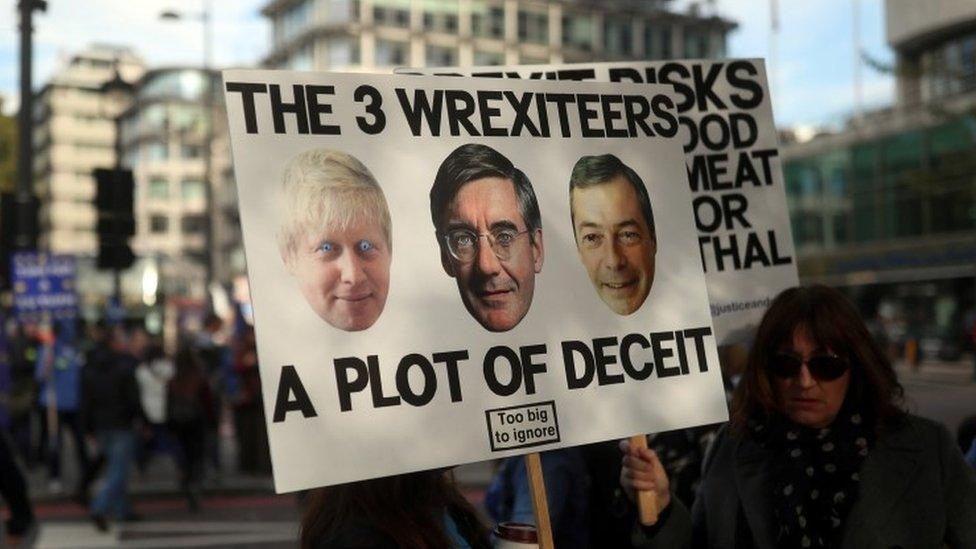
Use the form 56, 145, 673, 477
169, 345, 205, 398
299, 469, 490, 549
730, 285, 905, 433
430, 143, 541, 237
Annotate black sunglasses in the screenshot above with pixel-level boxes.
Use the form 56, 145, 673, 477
770, 352, 849, 381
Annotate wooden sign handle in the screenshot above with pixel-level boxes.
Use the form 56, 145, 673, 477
628, 435, 660, 526
525, 452, 555, 549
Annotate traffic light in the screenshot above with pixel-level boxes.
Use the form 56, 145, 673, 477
94, 167, 136, 270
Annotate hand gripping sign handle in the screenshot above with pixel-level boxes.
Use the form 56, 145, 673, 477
629, 435, 660, 526
525, 452, 555, 549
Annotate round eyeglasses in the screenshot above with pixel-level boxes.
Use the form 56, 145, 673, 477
443, 228, 530, 263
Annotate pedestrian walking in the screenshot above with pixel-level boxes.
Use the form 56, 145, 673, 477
167, 345, 214, 511
231, 326, 269, 474
35, 319, 90, 496
0, 431, 35, 547
135, 341, 174, 472
80, 326, 147, 531
193, 314, 228, 480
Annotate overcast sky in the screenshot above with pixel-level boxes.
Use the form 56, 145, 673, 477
0, 0, 893, 127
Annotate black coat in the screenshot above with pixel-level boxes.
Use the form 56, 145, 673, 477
80, 351, 145, 433
634, 415, 976, 549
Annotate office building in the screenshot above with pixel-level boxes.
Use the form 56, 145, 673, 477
261, 0, 735, 71
119, 67, 241, 299
32, 44, 145, 255
781, 0, 976, 358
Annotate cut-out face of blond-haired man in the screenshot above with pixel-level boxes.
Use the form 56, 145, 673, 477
278, 149, 392, 332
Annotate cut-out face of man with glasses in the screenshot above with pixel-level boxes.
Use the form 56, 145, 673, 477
570, 154, 656, 316
430, 144, 544, 332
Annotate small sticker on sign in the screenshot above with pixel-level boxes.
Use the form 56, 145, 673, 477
485, 401, 560, 451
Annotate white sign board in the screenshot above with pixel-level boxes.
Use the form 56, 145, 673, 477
401, 60, 799, 345
223, 70, 727, 492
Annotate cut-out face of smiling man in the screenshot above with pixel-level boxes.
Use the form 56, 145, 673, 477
430, 144, 544, 332
278, 148, 392, 332
570, 154, 656, 316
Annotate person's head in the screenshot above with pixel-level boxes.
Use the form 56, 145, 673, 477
108, 325, 128, 354
173, 345, 203, 378
299, 469, 489, 549
569, 154, 656, 316
278, 148, 393, 332
732, 285, 904, 432
144, 343, 166, 363
430, 144, 543, 332
203, 313, 223, 334
128, 327, 149, 357
89, 319, 108, 343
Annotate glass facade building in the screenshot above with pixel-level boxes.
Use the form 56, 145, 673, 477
119, 68, 242, 299
781, 0, 976, 360
785, 119, 976, 251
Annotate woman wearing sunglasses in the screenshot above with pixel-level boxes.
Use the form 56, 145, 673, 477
621, 285, 976, 549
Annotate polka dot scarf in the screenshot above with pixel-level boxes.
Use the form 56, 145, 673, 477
750, 408, 872, 549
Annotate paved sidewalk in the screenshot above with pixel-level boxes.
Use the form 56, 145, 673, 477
894, 355, 975, 386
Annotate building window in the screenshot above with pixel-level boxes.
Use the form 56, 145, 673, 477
791, 213, 824, 246
376, 39, 409, 66
289, 44, 314, 71
518, 10, 548, 45
684, 29, 709, 58
604, 16, 632, 57
181, 214, 206, 234
473, 49, 505, 66
328, 38, 361, 67
920, 31, 976, 102
424, 3, 459, 34
149, 215, 169, 234
181, 144, 202, 159
374, 5, 410, 28
144, 141, 168, 161
148, 177, 169, 199
181, 179, 206, 201
275, 0, 313, 47
562, 13, 594, 51
644, 24, 656, 58
660, 26, 672, 58
521, 54, 549, 65
324, 0, 355, 24
472, 4, 504, 39
425, 44, 458, 67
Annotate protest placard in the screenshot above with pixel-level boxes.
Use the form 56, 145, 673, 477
223, 70, 727, 492
401, 60, 799, 345
11, 252, 78, 321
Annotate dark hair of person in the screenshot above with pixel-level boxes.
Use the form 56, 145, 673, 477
204, 313, 223, 331
300, 469, 490, 549
730, 285, 905, 434
569, 154, 655, 240
170, 345, 205, 397
144, 343, 167, 363
430, 143, 541, 239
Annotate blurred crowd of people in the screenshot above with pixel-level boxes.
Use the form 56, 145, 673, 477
0, 308, 270, 538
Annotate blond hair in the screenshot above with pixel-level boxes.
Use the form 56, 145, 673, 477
278, 149, 391, 263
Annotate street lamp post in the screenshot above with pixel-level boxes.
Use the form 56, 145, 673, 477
161, 0, 216, 303
16, 0, 47, 251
